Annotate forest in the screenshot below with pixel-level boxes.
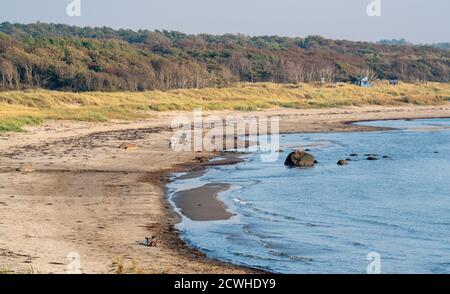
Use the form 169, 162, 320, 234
0, 22, 449, 92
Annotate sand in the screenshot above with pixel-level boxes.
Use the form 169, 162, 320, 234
173, 183, 233, 221
0, 104, 449, 273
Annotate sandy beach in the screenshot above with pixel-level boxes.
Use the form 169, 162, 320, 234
1, 104, 450, 274
173, 183, 234, 221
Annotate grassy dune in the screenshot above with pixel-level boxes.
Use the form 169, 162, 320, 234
1, 81, 450, 132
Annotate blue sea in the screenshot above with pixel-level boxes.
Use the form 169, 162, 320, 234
167, 118, 450, 273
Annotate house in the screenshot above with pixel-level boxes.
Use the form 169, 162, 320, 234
354, 76, 371, 87
389, 78, 400, 85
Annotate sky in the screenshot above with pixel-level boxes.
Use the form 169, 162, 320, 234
0, 0, 449, 43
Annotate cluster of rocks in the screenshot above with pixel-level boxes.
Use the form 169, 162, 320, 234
284, 150, 392, 168
336, 153, 393, 165
336, 153, 394, 165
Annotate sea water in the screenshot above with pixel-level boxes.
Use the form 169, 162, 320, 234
167, 118, 450, 273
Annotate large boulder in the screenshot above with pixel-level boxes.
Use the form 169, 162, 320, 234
284, 150, 316, 167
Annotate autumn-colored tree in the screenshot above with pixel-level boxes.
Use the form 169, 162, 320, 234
0, 22, 449, 92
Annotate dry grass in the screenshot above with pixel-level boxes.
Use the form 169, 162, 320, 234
1, 81, 449, 132
110, 257, 144, 274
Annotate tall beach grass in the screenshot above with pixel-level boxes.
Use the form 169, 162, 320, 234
1, 81, 449, 132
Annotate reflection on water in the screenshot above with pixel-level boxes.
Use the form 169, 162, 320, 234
168, 118, 450, 273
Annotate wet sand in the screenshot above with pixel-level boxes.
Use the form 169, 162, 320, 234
1, 104, 450, 273
173, 183, 233, 221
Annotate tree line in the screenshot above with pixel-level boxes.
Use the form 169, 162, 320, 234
0, 22, 449, 92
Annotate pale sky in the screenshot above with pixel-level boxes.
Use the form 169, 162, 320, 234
0, 0, 449, 43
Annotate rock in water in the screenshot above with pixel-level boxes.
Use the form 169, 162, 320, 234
367, 156, 379, 161
284, 150, 316, 167
337, 160, 349, 166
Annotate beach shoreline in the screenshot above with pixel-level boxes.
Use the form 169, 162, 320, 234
1, 105, 450, 273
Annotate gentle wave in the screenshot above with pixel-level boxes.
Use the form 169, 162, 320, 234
169, 118, 450, 273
